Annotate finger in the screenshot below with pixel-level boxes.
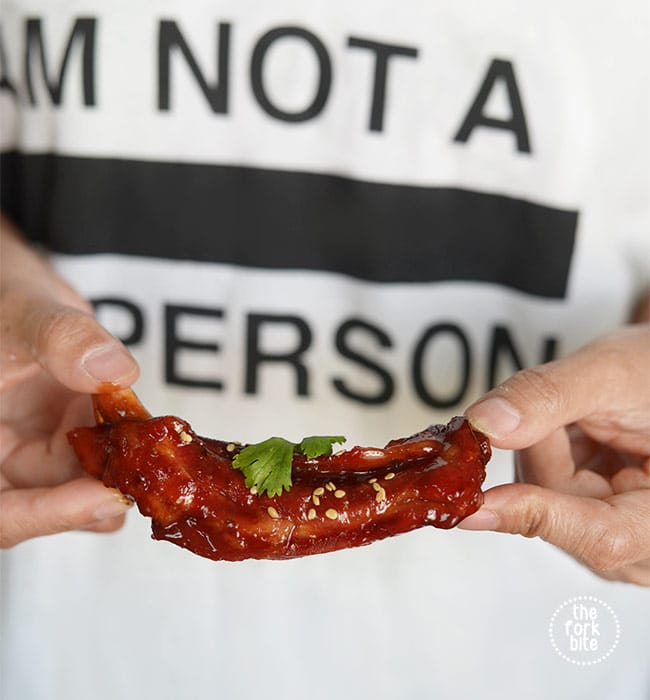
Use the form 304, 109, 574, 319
594, 562, 650, 587
0, 478, 133, 548
459, 483, 650, 579
515, 428, 614, 498
1, 288, 139, 393
1, 395, 96, 488
562, 424, 632, 478
81, 513, 127, 533
465, 326, 650, 450
630, 292, 650, 323
0, 220, 93, 312
610, 465, 650, 493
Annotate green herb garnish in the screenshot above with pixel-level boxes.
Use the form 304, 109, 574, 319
232, 435, 346, 497
297, 435, 346, 459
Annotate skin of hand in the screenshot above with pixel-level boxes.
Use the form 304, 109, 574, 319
461, 323, 650, 586
0, 217, 140, 547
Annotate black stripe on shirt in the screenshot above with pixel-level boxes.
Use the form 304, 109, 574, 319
1, 151, 577, 298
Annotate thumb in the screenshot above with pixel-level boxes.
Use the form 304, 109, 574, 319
2, 289, 139, 393
459, 483, 650, 576
0, 478, 133, 547
464, 326, 649, 450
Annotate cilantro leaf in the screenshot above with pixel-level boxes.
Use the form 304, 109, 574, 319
230, 434, 347, 497
232, 437, 294, 497
297, 435, 346, 459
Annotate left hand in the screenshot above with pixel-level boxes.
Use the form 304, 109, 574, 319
0, 220, 139, 547
460, 325, 650, 586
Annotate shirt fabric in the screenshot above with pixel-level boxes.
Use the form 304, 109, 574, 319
1, 2, 649, 699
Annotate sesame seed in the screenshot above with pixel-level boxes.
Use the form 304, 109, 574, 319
249, 486, 258, 495
307, 508, 317, 520
226, 443, 236, 452
267, 507, 280, 519
313, 487, 325, 496
325, 508, 338, 520
325, 482, 336, 492
369, 478, 377, 484
385, 472, 395, 480
372, 482, 381, 492
312, 495, 321, 506
334, 489, 346, 499
375, 487, 386, 503
179, 431, 192, 444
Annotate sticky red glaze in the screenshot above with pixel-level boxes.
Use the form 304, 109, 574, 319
68, 390, 491, 561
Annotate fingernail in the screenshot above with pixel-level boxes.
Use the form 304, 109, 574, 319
82, 344, 136, 383
466, 397, 521, 439
93, 491, 133, 521
458, 508, 499, 531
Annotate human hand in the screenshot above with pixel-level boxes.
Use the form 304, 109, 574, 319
0, 218, 139, 547
461, 325, 650, 586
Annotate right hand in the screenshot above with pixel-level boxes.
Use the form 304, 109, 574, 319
462, 325, 650, 585
0, 216, 140, 547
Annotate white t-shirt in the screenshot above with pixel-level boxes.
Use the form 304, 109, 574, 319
1, 2, 649, 699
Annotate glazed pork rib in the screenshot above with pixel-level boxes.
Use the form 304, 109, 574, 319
68, 389, 491, 561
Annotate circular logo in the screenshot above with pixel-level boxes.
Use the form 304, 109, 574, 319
549, 596, 620, 666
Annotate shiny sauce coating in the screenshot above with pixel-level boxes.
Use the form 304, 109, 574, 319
68, 390, 491, 561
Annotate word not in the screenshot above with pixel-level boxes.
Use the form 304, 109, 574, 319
0, 16, 531, 150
